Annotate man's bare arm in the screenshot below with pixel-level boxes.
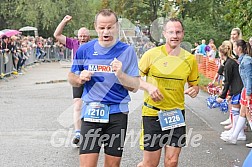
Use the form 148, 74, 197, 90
54, 15, 72, 45
139, 78, 163, 101
117, 73, 140, 93
68, 72, 83, 87
111, 58, 139, 92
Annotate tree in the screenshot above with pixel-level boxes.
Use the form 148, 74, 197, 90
142, 0, 162, 21
176, 0, 233, 46
224, 0, 252, 40
101, 0, 110, 9
14, 0, 95, 37
0, 0, 21, 29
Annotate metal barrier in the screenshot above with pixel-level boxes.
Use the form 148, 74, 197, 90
63, 48, 72, 61
0, 46, 72, 79
0, 52, 14, 76
45, 46, 57, 61
43, 45, 72, 61
25, 48, 37, 66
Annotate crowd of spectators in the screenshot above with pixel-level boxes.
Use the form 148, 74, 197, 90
0, 35, 71, 75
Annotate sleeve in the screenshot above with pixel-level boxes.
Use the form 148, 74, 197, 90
124, 46, 139, 77
219, 62, 233, 98
70, 47, 84, 75
65, 37, 74, 49
187, 56, 199, 86
245, 61, 252, 96
205, 45, 210, 52
217, 65, 224, 75
138, 50, 151, 77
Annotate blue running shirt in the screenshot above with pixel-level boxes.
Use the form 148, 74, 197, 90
71, 39, 139, 117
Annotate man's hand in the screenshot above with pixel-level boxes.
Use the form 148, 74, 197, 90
110, 58, 140, 92
62, 15, 72, 24
146, 83, 164, 102
79, 70, 93, 84
111, 58, 123, 77
184, 86, 199, 98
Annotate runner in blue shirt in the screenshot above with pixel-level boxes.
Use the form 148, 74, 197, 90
68, 9, 140, 167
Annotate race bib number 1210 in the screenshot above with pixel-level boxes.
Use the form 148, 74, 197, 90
84, 102, 110, 123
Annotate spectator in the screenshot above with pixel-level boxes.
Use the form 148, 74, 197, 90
221, 40, 252, 147
230, 27, 242, 43
1, 35, 18, 73
36, 39, 46, 60
191, 41, 200, 55
199, 39, 207, 56
220, 28, 243, 129
143, 39, 155, 52
17, 37, 29, 74
135, 22, 141, 37
205, 39, 216, 57
10, 36, 20, 73
208, 43, 217, 59
217, 43, 244, 142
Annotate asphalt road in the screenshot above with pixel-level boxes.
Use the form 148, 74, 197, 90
0, 62, 251, 167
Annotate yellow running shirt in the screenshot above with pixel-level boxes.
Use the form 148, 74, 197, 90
139, 45, 199, 116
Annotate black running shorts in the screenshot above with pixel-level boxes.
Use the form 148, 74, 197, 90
142, 110, 186, 151
79, 113, 128, 157
72, 85, 84, 99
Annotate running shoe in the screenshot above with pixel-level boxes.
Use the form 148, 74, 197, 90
220, 136, 237, 144
220, 118, 231, 125
224, 124, 232, 130
246, 143, 252, 148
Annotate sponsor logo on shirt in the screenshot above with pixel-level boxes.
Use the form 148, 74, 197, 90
88, 64, 113, 73
93, 51, 98, 56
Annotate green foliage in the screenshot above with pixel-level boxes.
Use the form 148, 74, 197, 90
183, 17, 229, 47
0, 0, 21, 29
177, 0, 234, 47
224, 0, 252, 40
101, 0, 110, 9
13, 0, 96, 37
199, 73, 212, 87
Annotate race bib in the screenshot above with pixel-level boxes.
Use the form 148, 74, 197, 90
158, 109, 185, 131
84, 102, 110, 123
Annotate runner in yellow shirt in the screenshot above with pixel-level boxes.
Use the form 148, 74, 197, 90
138, 18, 199, 167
